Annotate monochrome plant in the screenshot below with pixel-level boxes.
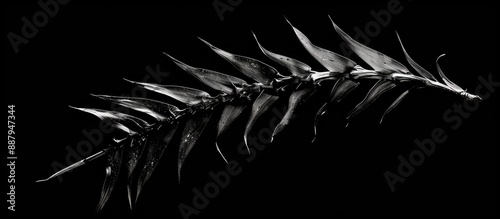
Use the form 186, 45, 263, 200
36, 16, 482, 213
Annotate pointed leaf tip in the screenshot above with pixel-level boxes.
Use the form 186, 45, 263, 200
130, 122, 179, 203
379, 87, 415, 124
312, 78, 359, 140
287, 19, 356, 73
436, 54, 464, 92
96, 147, 124, 213
244, 92, 278, 150
92, 95, 180, 121
200, 38, 282, 85
124, 135, 147, 207
272, 87, 316, 139
396, 32, 437, 81
216, 142, 229, 164
347, 79, 396, 120
166, 54, 246, 94
134, 82, 211, 106
216, 104, 246, 162
177, 112, 212, 181
253, 32, 312, 78
331, 17, 409, 74
69, 107, 148, 134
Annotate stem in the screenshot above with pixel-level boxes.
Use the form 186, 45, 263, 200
36, 138, 127, 183
311, 67, 481, 102
188, 66, 481, 113
36, 148, 110, 183
310, 72, 340, 81
390, 73, 482, 101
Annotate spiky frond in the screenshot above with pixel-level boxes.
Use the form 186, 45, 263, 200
36, 17, 481, 214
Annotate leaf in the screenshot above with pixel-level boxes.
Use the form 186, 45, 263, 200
346, 79, 396, 120
329, 78, 360, 103
96, 140, 125, 213
272, 87, 316, 140
436, 54, 464, 92
244, 92, 279, 150
330, 16, 409, 74
178, 111, 212, 181
92, 95, 182, 121
315, 78, 360, 122
165, 53, 247, 94
286, 18, 356, 73
252, 32, 312, 78
199, 38, 283, 85
125, 136, 148, 177
379, 86, 417, 124
124, 135, 147, 210
125, 79, 211, 106
396, 32, 437, 81
312, 78, 359, 142
69, 107, 149, 135
128, 122, 179, 207
216, 104, 247, 163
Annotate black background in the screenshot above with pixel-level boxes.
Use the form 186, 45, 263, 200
3, 0, 498, 217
